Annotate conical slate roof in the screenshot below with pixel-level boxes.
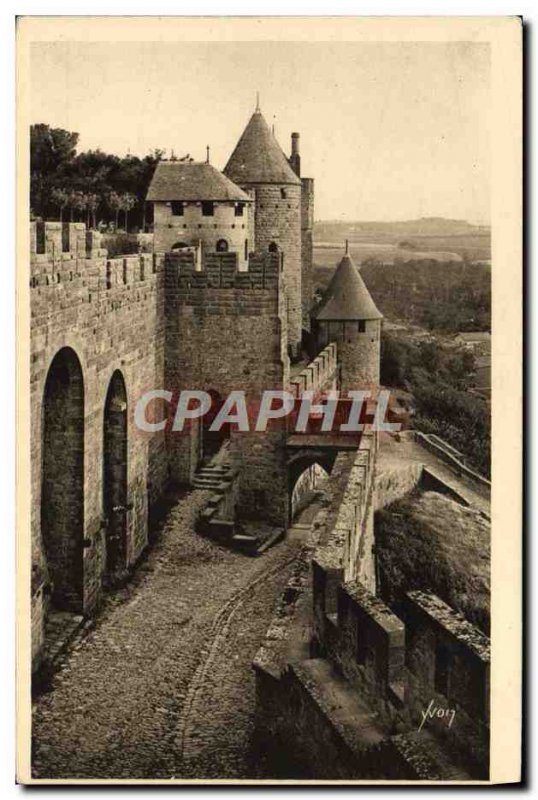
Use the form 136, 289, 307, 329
224, 110, 301, 186
313, 253, 382, 321
146, 161, 251, 202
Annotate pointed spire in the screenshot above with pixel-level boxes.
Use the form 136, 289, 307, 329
224, 108, 301, 186
206, 145, 210, 164
255, 91, 260, 112
345, 239, 349, 255
313, 251, 382, 321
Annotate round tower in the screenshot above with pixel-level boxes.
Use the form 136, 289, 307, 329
312, 244, 382, 392
224, 106, 302, 358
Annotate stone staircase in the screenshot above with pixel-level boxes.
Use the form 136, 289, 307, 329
192, 463, 234, 492
193, 462, 283, 555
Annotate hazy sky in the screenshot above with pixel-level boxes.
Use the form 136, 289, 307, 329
30, 41, 490, 223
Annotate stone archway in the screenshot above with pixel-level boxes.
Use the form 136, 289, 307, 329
41, 347, 85, 612
103, 370, 128, 577
287, 449, 337, 523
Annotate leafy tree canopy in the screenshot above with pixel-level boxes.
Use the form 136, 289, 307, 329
30, 124, 164, 230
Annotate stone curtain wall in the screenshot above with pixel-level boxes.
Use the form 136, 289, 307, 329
255, 418, 490, 779
30, 222, 167, 630
313, 431, 378, 600
164, 249, 290, 523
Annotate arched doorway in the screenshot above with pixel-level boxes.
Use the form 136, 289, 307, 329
216, 239, 229, 253
41, 347, 85, 612
287, 450, 336, 523
103, 370, 128, 577
171, 241, 190, 250
268, 241, 279, 253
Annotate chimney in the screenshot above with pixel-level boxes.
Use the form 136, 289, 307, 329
290, 132, 301, 177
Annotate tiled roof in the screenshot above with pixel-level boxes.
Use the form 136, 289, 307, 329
313, 254, 382, 321
146, 161, 251, 202
224, 110, 301, 186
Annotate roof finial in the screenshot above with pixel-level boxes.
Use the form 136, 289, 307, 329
345, 239, 349, 255
206, 145, 210, 164
255, 91, 260, 112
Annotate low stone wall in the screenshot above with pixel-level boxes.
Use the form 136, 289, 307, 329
414, 431, 490, 497
255, 415, 490, 779
313, 432, 377, 596
402, 590, 490, 777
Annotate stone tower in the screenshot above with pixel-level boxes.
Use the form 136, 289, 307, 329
288, 132, 315, 332
312, 246, 382, 391
224, 106, 303, 359
147, 160, 252, 268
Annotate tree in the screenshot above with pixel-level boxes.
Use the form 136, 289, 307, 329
107, 192, 122, 230
120, 193, 137, 231
29, 123, 167, 228
68, 190, 87, 222
30, 125, 79, 218
50, 188, 70, 222
86, 193, 100, 229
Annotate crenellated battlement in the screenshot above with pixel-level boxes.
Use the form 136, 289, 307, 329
165, 248, 282, 292
29, 222, 165, 293
289, 342, 338, 396
31, 221, 104, 259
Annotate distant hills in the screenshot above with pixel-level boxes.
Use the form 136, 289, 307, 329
313, 217, 491, 265
315, 217, 490, 241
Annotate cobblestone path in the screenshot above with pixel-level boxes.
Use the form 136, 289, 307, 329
32, 488, 303, 780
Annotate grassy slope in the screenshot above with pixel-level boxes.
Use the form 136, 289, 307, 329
376, 490, 490, 634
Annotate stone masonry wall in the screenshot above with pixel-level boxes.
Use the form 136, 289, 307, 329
300, 177, 314, 328
313, 431, 378, 602
316, 319, 381, 391
252, 183, 302, 357
30, 222, 167, 626
164, 248, 290, 523
153, 201, 252, 269
402, 590, 490, 776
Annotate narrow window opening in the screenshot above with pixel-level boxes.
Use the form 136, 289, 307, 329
235, 203, 244, 217
358, 320, 366, 333
202, 201, 214, 217
171, 201, 184, 216
280, 188, 287, 199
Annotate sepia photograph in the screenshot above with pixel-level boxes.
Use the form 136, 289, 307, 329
16, 16, 522, 785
